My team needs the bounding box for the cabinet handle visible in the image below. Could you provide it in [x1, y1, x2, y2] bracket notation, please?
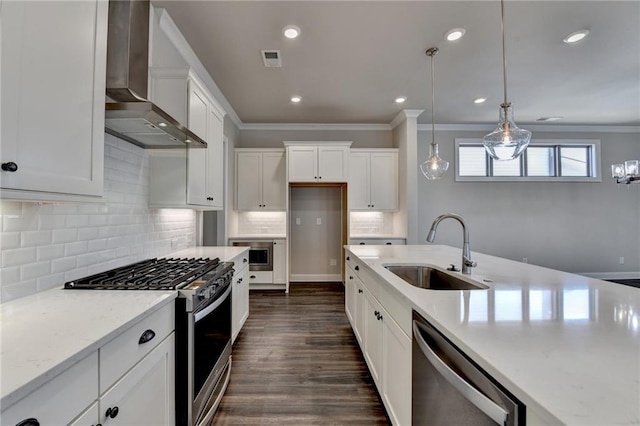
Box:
[238, 278, 243, 283]
[243, 258, 248, 263]
[359, 242, 365, 245]
[346, 256, 350, 261]
[355, 265, 359, 271]
[105, 406, 119, 419]
[349, 276, 353, 280]
[386, 242, 392, 245]
[358, 289, 363, 294]
[138, 329, 156, 344]
[378, 313, 383, 321]
[15, 419, 39, 426]
[250, 275, 256, 279]
[1, 162, 18, 172]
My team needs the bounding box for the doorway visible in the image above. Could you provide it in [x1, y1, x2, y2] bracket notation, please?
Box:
[288, 184, 347, 283]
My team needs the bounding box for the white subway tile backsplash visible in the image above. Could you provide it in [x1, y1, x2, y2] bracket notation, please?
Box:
[0, 135, 196, 303]
[52, 257, 77, 274]
[52, 229, 78, 244]
[236, 212, 287, 235]
[20, 261, 51, 281]
[21, 230, 52, 247]
[1, 232, 20, 250]
[2, 248, 37, 268]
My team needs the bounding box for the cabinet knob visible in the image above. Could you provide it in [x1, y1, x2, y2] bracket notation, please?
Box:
[138, 329, 156, 344]
[15, 418, 39, 426]
[355, 265, 360, 271]
[349, 276, 353, 280]
[374, 310, 379, 317]
[358, 289, 363, 294]
[346, 256, 350, 261]
[105, 406, 119, 419]
[243, 258, 248, 263]
[1, 162, 18, 172]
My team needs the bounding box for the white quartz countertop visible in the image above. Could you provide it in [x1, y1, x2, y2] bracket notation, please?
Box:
[346, 244, 640, 425]
[0, 246, 248, 411]
[228, 235, 286, 240]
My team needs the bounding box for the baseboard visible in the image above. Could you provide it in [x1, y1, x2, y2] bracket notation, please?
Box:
[579, 271, 640, 280]
[249, 283, 286, 291]
[290, 274, 343, 282]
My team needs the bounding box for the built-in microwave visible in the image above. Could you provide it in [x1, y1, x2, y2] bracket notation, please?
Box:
[231, 241, 273, 271]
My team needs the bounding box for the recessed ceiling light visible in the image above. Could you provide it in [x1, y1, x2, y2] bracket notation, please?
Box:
[291, 96, 302, 103]
[445, 28, 466, 42]
[563, 30, 589, 44]
[158, 122, 167, 127]
[395, 97, 407, 104]
[536, 116, 563, 122]
[283, 25, 301, 39]
[473, 97, 487, 104]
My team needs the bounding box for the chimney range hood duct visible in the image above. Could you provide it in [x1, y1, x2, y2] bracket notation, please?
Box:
[105, 0, 206, 149]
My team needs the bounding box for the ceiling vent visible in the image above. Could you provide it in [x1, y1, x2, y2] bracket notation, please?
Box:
[261, 50, 282, 67]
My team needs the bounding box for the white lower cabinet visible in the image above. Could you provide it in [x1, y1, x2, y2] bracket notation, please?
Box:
[232, 251, 250, 343]
[273, 239, 286, 284]
[99, 334, 175, 426]
[1, 304, 176, 426]
[346, 254, 411, 426]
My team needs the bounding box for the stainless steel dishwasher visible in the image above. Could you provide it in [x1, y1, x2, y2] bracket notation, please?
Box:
[412, 311, 525, 426]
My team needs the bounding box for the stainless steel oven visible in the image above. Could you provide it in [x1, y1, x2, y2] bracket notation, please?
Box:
[232, 241, 273, 271]
[64, 257, 234, 426]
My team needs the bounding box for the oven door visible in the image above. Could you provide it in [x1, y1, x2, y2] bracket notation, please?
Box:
[192, 283, 232, 425]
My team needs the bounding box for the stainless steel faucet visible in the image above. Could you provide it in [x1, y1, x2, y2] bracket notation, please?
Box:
[427, 213, 477, 274]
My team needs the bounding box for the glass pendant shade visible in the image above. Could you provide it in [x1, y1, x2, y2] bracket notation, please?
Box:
[420, 143, 449, 180]
[483, 104, 532, 161]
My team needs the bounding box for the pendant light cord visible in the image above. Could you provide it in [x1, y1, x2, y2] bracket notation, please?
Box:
[501, 0, 509, 107]
[431, 50, 436, 147]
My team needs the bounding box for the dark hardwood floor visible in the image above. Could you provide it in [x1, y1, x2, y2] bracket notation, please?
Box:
[213, 283, 390, 425]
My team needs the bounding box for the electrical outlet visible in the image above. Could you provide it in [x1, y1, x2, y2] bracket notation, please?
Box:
[330, 258, 337, 266]
[295, 217, 301, 225]
[522, 257, 528, 263]
[316, 217, 322, 225]
[619, 257, 625, 264]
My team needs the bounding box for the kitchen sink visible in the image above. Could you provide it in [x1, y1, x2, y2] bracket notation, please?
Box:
[384, 265, 488, 290]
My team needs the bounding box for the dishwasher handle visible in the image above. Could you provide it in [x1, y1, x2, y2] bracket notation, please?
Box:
[413, 320, 509, 426]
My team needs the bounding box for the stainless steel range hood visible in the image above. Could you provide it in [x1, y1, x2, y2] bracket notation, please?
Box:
[105, 0, 206, 149]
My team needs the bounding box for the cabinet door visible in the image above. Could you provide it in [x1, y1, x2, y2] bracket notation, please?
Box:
[272, 239, 286, 284]
[236, 152, 263, 211]
[349, 153, 371, 210]
[69, 401, 99, 426]
[370, 152, 398, 211]
[187, 80, 210, 206]
[318, 146, 349, 182]
[363, 291, 383, 385]
[354, 277, 366, 345]
[1, 0, 106, 200]
[99, 334, 175, 426]
[207, 105, 224, 209]
[288, 146, 318, 182]
[232, 265, 249, 343]
[345, 268, 357, 326]
[382, 314, 412, 426]
[261, 152, 286, 210]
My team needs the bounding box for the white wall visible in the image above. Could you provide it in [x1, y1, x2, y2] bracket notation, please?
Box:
[0, 134, 196, 303]
[417, 130, 640, 274]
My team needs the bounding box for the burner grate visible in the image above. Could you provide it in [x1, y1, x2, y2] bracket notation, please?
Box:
[64, 257, 220, 290]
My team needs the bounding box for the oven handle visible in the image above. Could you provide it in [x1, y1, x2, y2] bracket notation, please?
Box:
[194, 284, 232, 323]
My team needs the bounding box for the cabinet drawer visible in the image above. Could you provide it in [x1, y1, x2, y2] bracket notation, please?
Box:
[1, 352, 98, 425]
[350, 238, 406, 245]
[248, 270, 273, 284]
[232, 250, 250, 274]
[100, 303, 174, 393]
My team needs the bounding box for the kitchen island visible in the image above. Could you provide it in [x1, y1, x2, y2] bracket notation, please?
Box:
[346, 244, 640, 425]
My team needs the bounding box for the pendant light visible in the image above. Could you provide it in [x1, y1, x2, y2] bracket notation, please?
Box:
[482, 0, 531, 161]
[420, 47, 449, 180]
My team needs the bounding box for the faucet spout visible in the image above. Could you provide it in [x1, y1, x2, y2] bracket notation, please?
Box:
[426, 213, 477, 274]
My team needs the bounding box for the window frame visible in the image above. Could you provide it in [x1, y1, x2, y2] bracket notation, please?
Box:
[455, 139, 601, 182]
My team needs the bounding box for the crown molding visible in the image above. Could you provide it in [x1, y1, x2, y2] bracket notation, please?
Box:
[239, 123, 392, 131]
[417, 123, 640, 133]
[390, 109, 425, 129]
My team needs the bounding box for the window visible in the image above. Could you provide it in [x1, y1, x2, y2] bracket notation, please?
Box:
[455, 139, 601, 182]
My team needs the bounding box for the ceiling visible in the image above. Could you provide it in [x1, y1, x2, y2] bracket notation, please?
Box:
[153, 1, 640, 127]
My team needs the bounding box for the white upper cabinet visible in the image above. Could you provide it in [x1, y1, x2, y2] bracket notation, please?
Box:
[149, 69, 226, 209]
[349, 149, 398, 211]
[235, 149, 286, 211]
[0, 0, 107, 202]
[285, 142, 351, 183]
